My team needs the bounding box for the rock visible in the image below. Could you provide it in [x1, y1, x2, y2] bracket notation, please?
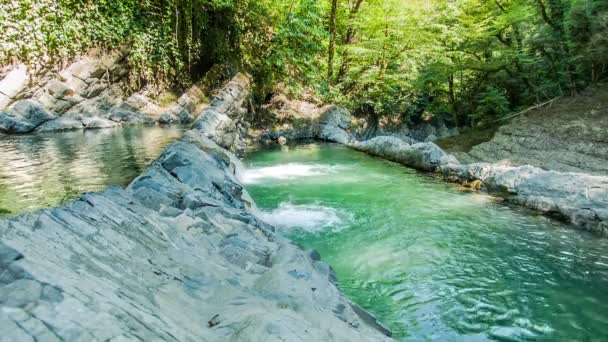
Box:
[45, 80, 74, 99]
[158, 112, 177, 125]
[0, 93, 10, 110]
[0, 100, 56, 134]
[440, 159, 608, 234]
[351, 136, 447, 172]
[0, 134, 392, 341]
[82, 82, 106, 98]
[319, 108, 351, 142]
[36, 117, 84, 132]
[278, 136, 287, 145]
[0, 65, 28, 99]
[192, 73, 252, 154]
[465, 87, 608, 176]
[63, 58, 106, 81]
[82, 116, 117, 129]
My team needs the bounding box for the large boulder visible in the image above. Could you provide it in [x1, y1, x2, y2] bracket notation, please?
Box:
[0, 100, 56, 134]
[440, 160, 608, 234]
[351, 136, 448, 172]
[318, 106, 353, 144]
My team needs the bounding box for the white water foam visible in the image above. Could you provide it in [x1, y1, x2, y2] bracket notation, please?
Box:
[242, 163, 338, 184]
[257, 202, 350, 233]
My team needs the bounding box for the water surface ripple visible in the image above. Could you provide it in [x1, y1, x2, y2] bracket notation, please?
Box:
[244, 143, 608, 341]
[0, 125, 184, 216]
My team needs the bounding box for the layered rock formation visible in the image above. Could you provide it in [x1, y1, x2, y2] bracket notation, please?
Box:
[0, 51, 207, 134]
[0, 78, 392, 341]
[465, 86, 608, 176]
[192, 73, 252, 155]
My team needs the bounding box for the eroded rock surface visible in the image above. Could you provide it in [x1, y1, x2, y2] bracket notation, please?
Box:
[466, 87, 608, 176]
[193, 73, 252, 155]
[350, 136, 449, 172]
[0, 69, 392, 340]
[258, 97, 354, 145]
[0, 52, 208, 134]
[0, 133, 392, 342]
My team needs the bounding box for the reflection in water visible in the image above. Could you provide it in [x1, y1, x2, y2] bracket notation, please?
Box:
[245, 143, 608, 341]
[0, 126, 185, 216]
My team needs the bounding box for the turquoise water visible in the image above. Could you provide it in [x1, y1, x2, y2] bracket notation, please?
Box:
[244, 143, 608, 341]
[0, 125, 184, 216]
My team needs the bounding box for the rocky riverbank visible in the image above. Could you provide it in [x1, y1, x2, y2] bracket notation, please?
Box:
[352, 136, 607, 234]
[0, 50, 208, 134]
[256, 99, 607, 235]
[0, 78, 393, 341]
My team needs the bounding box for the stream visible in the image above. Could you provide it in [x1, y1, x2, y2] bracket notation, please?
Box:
[0, 125, 185, 216]
[244, 143, 608, 341]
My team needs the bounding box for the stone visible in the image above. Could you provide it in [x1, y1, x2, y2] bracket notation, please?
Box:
[45, 80, 74, 99]
[0, 93, 10, 111]
[158, 113, 177, 125]
[82, 82, 106, 98]
[350, 136, 447, 172]
[36, 117, 84, 132]
[0, 100, 56, 133]
[65, 58, 106, 81]
[0, 65, 28, 99]
[82, 116, 117, 129]
[278, 136, 287, 145]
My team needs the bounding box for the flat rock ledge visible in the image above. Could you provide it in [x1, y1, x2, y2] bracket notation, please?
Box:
[350, 135, 608, 235]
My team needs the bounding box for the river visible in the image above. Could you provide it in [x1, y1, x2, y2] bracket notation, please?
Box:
[0, 125, 184, 216]
[244, 143, 608, 341]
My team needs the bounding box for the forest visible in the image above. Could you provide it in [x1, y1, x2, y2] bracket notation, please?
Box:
[2, 0, 607, 129]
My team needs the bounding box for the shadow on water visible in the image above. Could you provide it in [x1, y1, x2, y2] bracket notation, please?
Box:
[0, 125, 185, 217]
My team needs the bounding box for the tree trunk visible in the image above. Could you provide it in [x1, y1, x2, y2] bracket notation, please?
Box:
[336, 0, 364, 82]
[327, 0, 338, 80]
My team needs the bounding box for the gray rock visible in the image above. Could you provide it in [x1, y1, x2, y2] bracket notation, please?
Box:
[0, 65, 28, 99]
[0, 100, 56, 133]
[82, 82, 106, 98]
[82, 116, 117, 129]
[158, 112, 177, 124]
[192, 73, 252, 154]
[0, 134, 392, 341]
[440, 160, 608, 234]
[278, 136, 287, 145]
[351, 136, 447, 172]
[36, 117, 84, 132]
[45, 80, 74, 99]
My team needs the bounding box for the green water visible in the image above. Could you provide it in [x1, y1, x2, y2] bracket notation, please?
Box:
[0, 125, 184, 216]
[244, 143, 608, 341]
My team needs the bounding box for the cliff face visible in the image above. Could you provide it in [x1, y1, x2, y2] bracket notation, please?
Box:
[0, 51, 208, 134]
[0, 79, 392, 341]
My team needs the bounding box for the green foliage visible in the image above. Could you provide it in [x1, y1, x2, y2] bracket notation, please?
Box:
[2, 0, 607, 125]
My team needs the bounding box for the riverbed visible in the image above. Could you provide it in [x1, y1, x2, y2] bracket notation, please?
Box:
[244, 143, 608, 341]
[0, 125, 185, 216]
